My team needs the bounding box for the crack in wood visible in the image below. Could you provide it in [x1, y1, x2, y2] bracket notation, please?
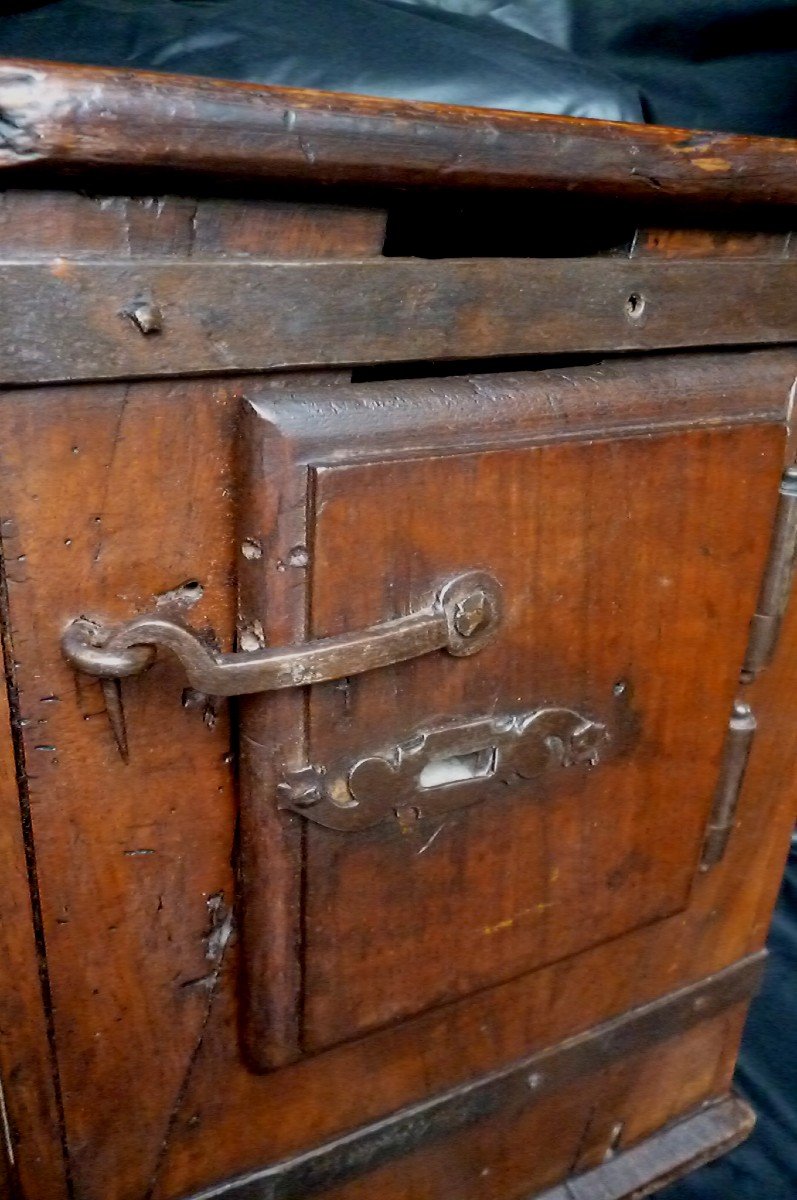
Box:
[0, 520, 74, 1197]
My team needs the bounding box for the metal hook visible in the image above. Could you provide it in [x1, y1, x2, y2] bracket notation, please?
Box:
[62, 572, 503, 761]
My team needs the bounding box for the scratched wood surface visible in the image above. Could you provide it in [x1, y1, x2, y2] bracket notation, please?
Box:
[0, 191, 384, 1200]
[1, 347, 793, 1200]
[157, 477, 797, 1200]
[298, 425, 777, 1049]
[237, 348, 791, 1061]
[0, 645, 68, 1199]
[1, 59, 797, 208]
[317, 1009, 746, 1200]
[4, 255, 797, 387]
[0, 181, 796, 1200]
[0, 376, 240, 1198]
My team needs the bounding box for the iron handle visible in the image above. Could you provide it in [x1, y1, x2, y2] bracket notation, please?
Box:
[61, 571, 502, 752]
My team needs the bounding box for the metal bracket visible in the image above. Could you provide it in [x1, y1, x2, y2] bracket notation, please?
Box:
[742, 465, 797, 679]
[701, 700, 757, 870]
[61, 571, 502, 759]
[278, 706, 610, 831]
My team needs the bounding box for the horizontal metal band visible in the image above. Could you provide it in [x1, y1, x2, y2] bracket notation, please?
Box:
[194, 953, 765, 1200]
[2, 257, 797, 385]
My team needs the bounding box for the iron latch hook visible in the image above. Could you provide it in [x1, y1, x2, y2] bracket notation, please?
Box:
[62, 571, 502, 760]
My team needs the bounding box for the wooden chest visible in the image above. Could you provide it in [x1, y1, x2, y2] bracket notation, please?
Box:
[0, 59, 796, 1200]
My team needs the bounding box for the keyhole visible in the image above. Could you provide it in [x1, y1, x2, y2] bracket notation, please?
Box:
[625, 292, 645, 319]
[419, 747, 497, 788]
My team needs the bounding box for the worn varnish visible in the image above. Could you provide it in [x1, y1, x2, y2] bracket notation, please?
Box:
[181, 960, 763, 1199]
[0, 64, 796, 1200]
[238, 352, 785, 1063]
[0, 189, 386, 1199]
[2, 344, 793, 1200]
[1, 60, 797, 207]
[2, 256, 797, 386]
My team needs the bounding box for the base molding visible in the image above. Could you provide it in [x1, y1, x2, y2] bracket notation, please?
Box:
[535, 1094, 754, 1200]
[191, 956, 763, 1200]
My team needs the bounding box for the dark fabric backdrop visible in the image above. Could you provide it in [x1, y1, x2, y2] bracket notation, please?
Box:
[0, 0, 646, 122]
[392, 1, 797, 135]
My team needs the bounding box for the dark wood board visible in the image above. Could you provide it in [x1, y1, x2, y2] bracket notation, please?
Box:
[288, 1019, 751, 1200]
[179, 960, 762, 1199]
[536, 1095, 755, 1200]
[0, 190, 388, 1200]
[1, 60, 797, 208]
[237, 346, 791, 1064]
[2, 256, 797, 385]
[0, 190, 388, 263]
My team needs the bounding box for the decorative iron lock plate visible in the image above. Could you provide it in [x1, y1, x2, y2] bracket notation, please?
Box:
[278, 707, 611, 831]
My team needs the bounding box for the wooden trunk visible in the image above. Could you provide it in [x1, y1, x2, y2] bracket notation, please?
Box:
[0, 59, 796, 1200]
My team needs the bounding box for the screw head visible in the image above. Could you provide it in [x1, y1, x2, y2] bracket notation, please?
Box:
[453, 590, 490, 638]
[127, 301, 163, 335]
[438, 571, 502, 657]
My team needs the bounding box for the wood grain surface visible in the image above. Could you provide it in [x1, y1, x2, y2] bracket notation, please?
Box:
[2, 256, 797, 386]
[0, 178, 796, 1200]
[0, 345, 794, 1199]
[0, 652, 68, 1199]
[238, 348, 792, 1062]
[1, 60, 796, 208]
[299, 426, 776, 1048]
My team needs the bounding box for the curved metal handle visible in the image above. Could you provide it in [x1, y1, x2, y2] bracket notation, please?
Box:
[62, 571, 502, 699]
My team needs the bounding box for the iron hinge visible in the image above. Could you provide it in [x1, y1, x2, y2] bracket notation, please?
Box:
[742, 465, 797, 679]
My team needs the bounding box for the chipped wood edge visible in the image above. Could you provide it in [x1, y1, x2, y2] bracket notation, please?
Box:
[1, 59, 796, 205]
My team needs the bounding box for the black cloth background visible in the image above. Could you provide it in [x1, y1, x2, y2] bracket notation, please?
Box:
[0, 0, 645, 122]
[1, 3, 795, 1197]
[3, 1, 795, 133]
[392, 1, 797, 136]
